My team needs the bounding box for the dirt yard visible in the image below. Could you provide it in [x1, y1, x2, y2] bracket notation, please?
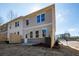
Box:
[0, 43, 79, 56]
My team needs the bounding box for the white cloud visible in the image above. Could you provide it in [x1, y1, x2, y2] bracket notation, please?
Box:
[67, 28, 79, 36]
[31, 6, 41, 12]
[56, 13, 65, 22]
[56, 10, 70, 22]
[25, 5, 43, 15]
[68, 28, 76, 32]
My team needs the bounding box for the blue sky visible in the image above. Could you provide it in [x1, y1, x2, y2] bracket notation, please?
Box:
[56, 3, 79, 36]
[0, 3, 52, 23]
[0, 3, 79, 36]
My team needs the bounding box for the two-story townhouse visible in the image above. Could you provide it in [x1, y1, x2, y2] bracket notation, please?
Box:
[6, 4, 55, 48]
[22, 4, 56, 47]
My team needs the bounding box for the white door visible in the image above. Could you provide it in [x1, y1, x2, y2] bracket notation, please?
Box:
[24, 38, 27, 43]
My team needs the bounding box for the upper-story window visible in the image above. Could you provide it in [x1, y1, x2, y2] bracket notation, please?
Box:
[10, 26, 11, 29]
[37, 15, 41, 23]
[9, 24, 11, 29]
[15, 21, 19, 27]
[26, 20, 29, 26]
[25, 34, 27, 38]
[41, 14, 45, 22]
[37, 13, 45, 23]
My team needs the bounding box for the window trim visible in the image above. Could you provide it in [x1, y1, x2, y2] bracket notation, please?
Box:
[15, 21, 19, 27]
[17, 32, 19, 35]
[35, 30, 39, 38]
[41, 13, 45, 22]
[30, 31, 33, 38]
[42, 28, 48, 37]
[36, 13, 45, 24]
[9, 23, 12, 29]
[37, 15, 41, 23]
[25, 34, 27, 38]
[26, 20, 29, 26]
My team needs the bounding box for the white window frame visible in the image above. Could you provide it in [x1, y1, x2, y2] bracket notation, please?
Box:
[36, 14, 41, 24]
[42, 28, 48, 37]
[41, 13, 45, 22]
[25, 18, 30, 26]
[36, 13, 45, 24]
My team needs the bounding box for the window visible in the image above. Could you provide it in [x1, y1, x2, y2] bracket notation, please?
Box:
[37, 13, 45, 23]
[9, 24, 11, 29]
[26, 34, 27, 38]
[15, 21, 19, 27]
[37, 15, 40, 23]
[26, 20, 29, 26]
[35, 31, 39, 38]
[10, 26, 11, 29]
[42, 29, 47, 37]
[17, 32, 19, 35]
[30, 31, 33, 38]
[41, 14, 45, 22]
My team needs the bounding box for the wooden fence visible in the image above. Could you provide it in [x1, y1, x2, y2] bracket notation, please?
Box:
[9, 33, 22, 43]
[0, 34, 7, 42]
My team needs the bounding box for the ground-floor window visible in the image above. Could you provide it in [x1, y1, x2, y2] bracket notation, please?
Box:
[30, 31, 33, 38]
[35, 31, 39, 38]
[26, 34, 27, 38]
[42, 28, 48, 37]
[17, 32, 19, 35]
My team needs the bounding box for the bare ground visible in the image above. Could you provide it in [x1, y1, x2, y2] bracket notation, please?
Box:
[0, 43, 79, 56]
[60, 40, 79, 50]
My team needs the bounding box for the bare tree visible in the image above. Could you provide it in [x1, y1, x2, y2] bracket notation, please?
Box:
[7, 10, 17, 21]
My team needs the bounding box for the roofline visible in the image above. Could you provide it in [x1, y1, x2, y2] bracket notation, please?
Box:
[0, 4, 55, 26]
[7, 16, 24, 24]
[23, 4, 55, 18]
[0, 16, 24, 26]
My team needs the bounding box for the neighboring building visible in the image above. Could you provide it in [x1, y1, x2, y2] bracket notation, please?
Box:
[0, 4, 56, 48]
[0, 24, 8, 34]
[57, 33, 71, 41]
[57, 33, 70, 39]
[57, 33, 79, 41]
[0, 23, 8, 41]
[64, 33, 70, 38]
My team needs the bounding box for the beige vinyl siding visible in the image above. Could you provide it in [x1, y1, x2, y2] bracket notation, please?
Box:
[7, 18, 24, 40]
[23, 8, 52, 28]
[23, 7, 53, 39]
[23, 24, 52, 39]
